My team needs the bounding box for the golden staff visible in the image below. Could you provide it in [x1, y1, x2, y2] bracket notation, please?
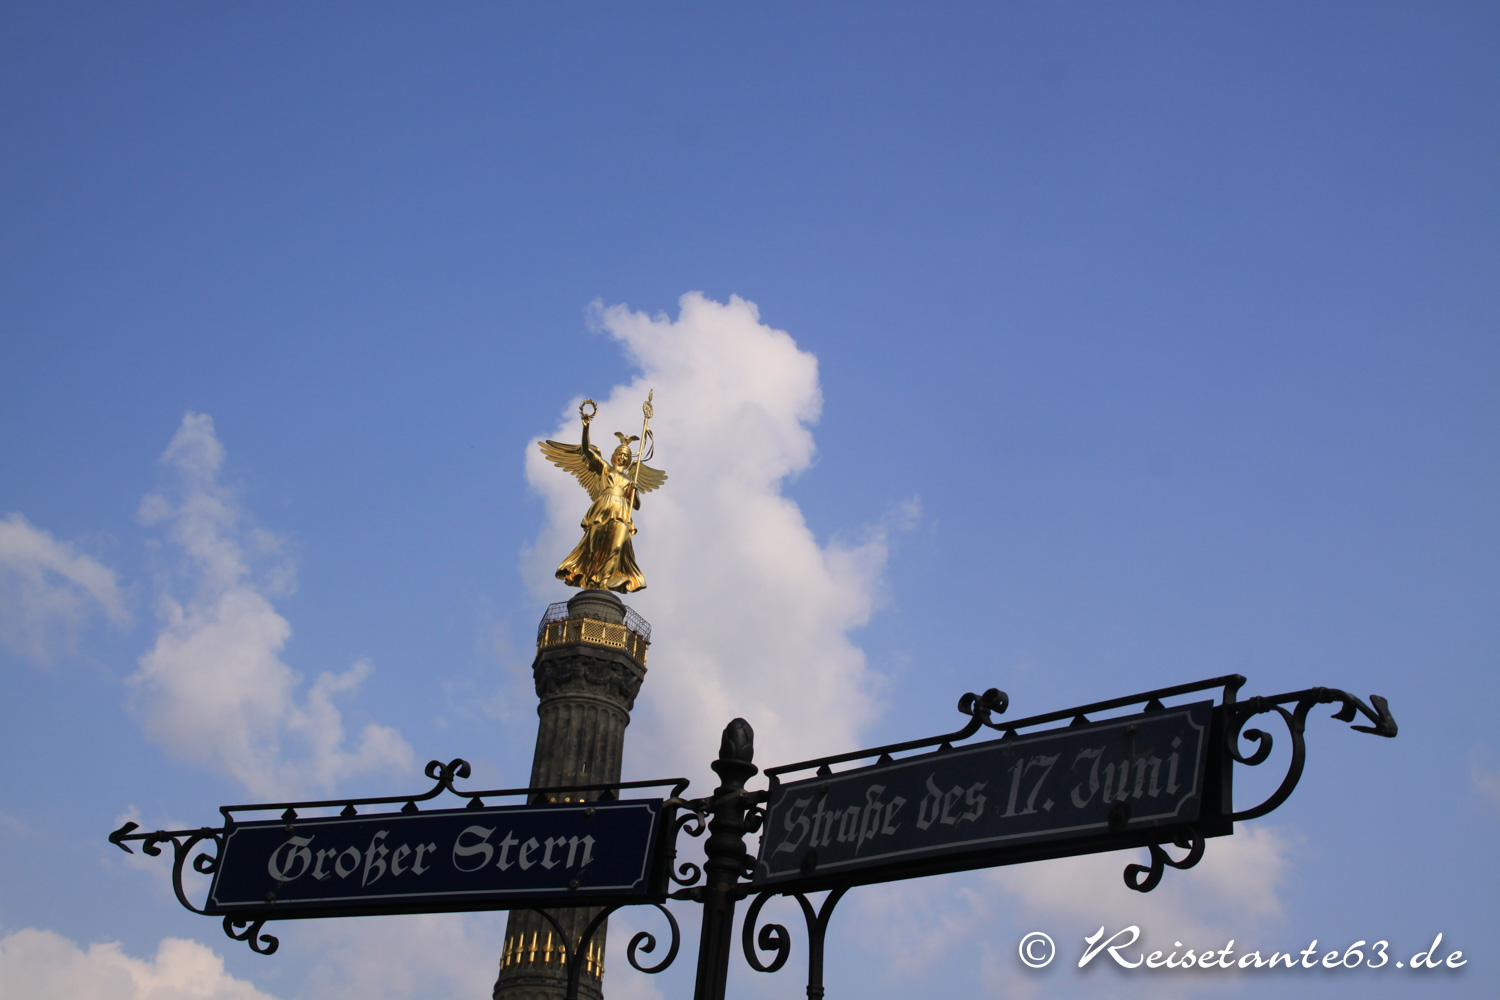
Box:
[632, 390, 654, 500]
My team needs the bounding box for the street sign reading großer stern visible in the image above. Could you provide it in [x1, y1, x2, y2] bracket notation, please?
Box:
[755, 702, 1216, 889]
[208, 799, 665, 919]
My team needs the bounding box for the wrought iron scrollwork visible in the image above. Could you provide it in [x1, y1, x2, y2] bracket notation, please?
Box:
[520, 900, 680, 1000]
[763, 688, 1011, 787]
[958, 687, 1010, 725]
[524, 906, 610, 1000]
[667, 803, 709, 892]
[741, 891, 792, 973]
[1123, 827, 1205, 892]
[424, 756, 472, 792]
[213, 758, 688, 822]
[742, 887, 849, 998]
[625, 902, 681, 974]
[109, 822, 224, 918]
[1121, 683, 1394, 892]
[223, 916, 279, 955]
[655, 789, 712, 902]
[1225, 687, 1395, 823]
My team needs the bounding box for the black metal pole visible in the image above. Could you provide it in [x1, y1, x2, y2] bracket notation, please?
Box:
[693, 718, 757, 1000]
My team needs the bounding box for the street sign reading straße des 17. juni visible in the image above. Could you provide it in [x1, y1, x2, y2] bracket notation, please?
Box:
[208, 799, 666, 919]
[755, 701, 1217, 889]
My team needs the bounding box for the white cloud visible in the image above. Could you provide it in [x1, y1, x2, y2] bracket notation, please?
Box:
[840, 876, 994, 978]
[990, 824, 1291, 936]
[523, 293, 908, 786]
[835, 826, 1294, 999]
[1472, 758, 1500, 809]
[513, 293, 1296, 1000]
[0, 929, 278, 1000]
[987, 830, 1292, 1000]
[0, 511, 130, 663]
[129, 413, 413, 798]
[295, 913, 505, 1000]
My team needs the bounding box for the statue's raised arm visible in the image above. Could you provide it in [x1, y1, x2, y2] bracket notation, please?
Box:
[538, 400, 607, 500]
[539, 394, 667, 593]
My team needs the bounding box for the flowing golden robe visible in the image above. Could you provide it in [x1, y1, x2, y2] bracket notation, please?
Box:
[555, 462, 645, 592]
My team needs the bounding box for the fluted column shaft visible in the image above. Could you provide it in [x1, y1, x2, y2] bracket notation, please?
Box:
[493, 592, 647, 1000]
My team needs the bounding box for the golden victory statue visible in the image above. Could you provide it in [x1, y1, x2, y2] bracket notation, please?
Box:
[539, 391, 667, 593]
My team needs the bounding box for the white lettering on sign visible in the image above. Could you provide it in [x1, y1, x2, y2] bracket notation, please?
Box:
[453, 826, 496, 871]
[451, 827, 595, 876]
[763, 712, 1204, 873]
[229, 805, 656, 907]
[362, 830, 390, 887]
[1070, 739, 1182, 809]
[267, 836, 313, 882]
[768, 783, 912, 856]
[263, 830, 441, 886]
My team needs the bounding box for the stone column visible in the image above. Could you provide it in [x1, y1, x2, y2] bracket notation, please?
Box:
[492, 590, 649, 1000]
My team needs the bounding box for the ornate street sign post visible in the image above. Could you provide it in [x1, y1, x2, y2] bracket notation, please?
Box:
[725, 676, 1395, 997]
[110, 767, 688, 960]
[756, 699, 1218, 890]
[113, 674, 1395, 999]
[111, 390, 1399, 1000]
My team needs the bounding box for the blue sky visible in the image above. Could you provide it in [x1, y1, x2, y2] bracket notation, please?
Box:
[1, 4, 1496, 999]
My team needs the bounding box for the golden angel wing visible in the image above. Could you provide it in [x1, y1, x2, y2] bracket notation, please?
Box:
[539, 439, 604, 500]
[630, 461, 668, 493]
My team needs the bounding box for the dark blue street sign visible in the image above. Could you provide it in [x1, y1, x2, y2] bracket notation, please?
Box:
[755, 703, 1213, 886]
[208, 799, 665, 917]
